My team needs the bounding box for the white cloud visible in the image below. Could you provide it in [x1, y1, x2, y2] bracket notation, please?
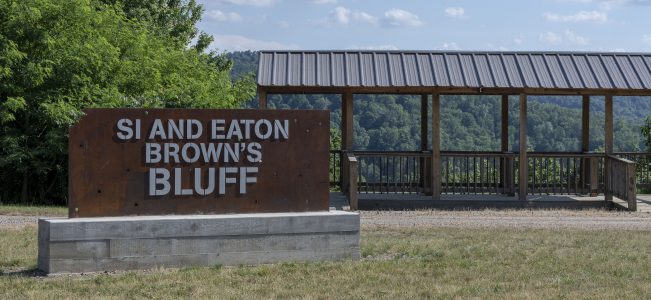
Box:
[539, 32, 563, 44]
[564, 30, 589, 45]
[381, 8, 424, 27]
[513, 37, 524, 45]
[219, 0, 276, 7]
[205, 10, 243, 22]
[354, 11, 378, 24]
[543, 10, 608, 22]
[311, 0, 337, 4]
[445, 7, 465, 18]
[348, 44, 399, 50]
[539, 30, 589, 45]
[330, 6, 351, 25]
[321, 6, 377, 26]
[211, 34, 298, 51]
[441, 42, 461, 50]
[487, 43, 509, 51]
[278, 21, 290, 28]
[557, 0, 651, 10]
[643, 34, 651, 44]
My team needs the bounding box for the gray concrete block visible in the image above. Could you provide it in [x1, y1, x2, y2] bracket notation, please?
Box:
[46, 211, 359, 241]
[37, 219, 50, 274]
[38, 211, 360, 274]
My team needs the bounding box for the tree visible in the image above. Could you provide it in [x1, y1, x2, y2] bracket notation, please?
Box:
[100, 0, 212, 51]
[0, 0, 255, 204]
[641, 116, 651, 152]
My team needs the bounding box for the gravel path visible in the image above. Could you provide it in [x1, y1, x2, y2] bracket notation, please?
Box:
[361, 210, 651, 230]
[0, 215, 40, 229]
[2, 209, 651, 230]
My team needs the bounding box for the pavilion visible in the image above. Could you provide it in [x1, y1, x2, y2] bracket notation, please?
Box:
[256, 50, 651, 210]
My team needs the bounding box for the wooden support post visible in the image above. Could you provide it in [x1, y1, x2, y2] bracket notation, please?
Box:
[605, 95, 613, 155]
[501, 95, 509, 152]
[590, 157, 599, 196]
[431, 94, 441, 200]
[519, 94, 528, 201]
[627, 162, 637, 211]
[420, 94, 429, 192]
[347, 153, 358, 210]
[340, 93, 354, 193]
[581, 95, 592, 195]
[258, 90, 267, 109]
[500, 95, 513, 195]
[604, 95, 613, 201]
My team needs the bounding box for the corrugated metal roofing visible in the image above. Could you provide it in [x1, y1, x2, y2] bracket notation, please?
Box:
[257, 51, 651, 91]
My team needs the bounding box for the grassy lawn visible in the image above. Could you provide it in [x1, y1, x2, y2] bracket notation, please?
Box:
[0, 205, 66, 217]
[1, 226, 651, 299]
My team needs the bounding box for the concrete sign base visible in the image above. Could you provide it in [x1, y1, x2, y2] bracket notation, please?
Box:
[38, 211, 360, 274]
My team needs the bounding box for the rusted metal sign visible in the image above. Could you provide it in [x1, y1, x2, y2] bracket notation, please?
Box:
[68, 109, 329, 218]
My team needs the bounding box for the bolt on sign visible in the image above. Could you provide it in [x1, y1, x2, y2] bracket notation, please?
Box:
[68, 109, 330, 217]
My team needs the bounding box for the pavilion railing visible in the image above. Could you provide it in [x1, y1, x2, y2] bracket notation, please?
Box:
[614, 152, 651, 190]
[330, 151, 651, 196]
[526, 153, 604, 195]
[351, 151, 431, 194]
[441, 152, 516, 195]
[605, 155, 637, 211]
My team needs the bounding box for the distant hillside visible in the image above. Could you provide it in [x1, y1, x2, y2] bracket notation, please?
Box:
[227, 51, 650, 152]
[226, 51, 258, 80]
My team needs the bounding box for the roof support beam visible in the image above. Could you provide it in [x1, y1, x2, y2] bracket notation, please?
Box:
[519, 93, 528, 201]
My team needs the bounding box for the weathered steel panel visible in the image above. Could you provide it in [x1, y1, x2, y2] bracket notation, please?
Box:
[68, 109, 330, 217]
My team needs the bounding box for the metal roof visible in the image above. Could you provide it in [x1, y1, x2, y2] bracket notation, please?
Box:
[257, 51, 651, 92]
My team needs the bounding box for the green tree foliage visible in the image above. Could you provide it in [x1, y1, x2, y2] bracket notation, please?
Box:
[642, 117, 651, 152]
[0, 0, 255, 204]
[100, 0, 212, 51]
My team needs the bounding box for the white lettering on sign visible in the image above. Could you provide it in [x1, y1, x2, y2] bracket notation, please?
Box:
[115, 118, 289, 197]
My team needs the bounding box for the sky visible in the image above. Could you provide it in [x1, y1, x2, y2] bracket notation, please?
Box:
[196, 0, 651, 53]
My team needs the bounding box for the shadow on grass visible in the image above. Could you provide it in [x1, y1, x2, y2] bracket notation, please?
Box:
[0, 267, 46, 278]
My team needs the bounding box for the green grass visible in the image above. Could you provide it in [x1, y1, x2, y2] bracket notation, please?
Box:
[2, 226, 651, 299]
[0, 205, 66, 216]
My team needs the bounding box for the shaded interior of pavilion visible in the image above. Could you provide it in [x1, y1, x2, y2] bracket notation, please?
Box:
[256, 50, 651, 211]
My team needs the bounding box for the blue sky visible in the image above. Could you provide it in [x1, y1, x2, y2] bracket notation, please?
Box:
[196, 0, 651, 52]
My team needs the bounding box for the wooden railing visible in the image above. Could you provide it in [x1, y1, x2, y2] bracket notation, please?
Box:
[352, 151, 431, 194]
[346, 153, 358, 210]
[331, 151, 651, 203]
[605, 155, 637, 211]
[441, 152, 516, 195]
[615, 152, 651, 190]
[526, 153, 603, 195]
